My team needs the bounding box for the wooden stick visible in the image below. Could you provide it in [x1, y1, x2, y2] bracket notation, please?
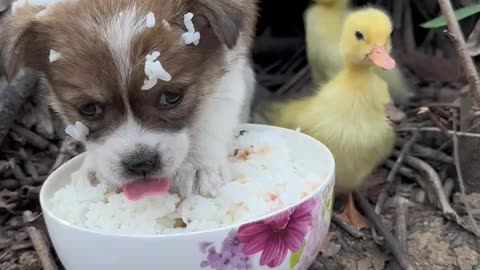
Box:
[397, 126, 480, 138]
[353, 192, 415, 270]
[437, 0, 480, 107]
[402, 154, 479, 236]
[23, 211, 58, 270]
[11, 124, 50, 150]
[451, 110, 480, 235]
[375, 132, 419, 215]
[396, 138, 454, 164]
[394, 196, 409, 253]
[332, 214, 366, 239]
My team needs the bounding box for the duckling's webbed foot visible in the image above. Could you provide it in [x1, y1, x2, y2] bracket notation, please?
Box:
[338, 192, 370, 230]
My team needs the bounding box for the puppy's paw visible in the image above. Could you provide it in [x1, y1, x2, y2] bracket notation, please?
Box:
[173, 157, 230, 198]
[194, 161, 230, 198]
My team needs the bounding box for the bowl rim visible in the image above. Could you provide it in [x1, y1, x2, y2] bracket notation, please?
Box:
[39, 123, 335, 239]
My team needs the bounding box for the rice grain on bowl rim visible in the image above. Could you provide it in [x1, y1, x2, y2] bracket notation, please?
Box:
[40, 124, 336, 270]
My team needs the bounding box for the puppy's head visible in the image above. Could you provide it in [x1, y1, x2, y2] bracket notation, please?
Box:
[6, 0, 256, 190]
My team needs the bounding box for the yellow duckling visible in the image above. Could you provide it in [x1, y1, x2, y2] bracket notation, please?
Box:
[305, 0, 413, 105]
[268, 7, 397, 229]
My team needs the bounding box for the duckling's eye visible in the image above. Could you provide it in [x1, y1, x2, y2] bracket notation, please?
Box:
[355, 31, 364, 41]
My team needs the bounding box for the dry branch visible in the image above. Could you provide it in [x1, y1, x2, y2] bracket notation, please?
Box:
[437, 0, 480, 106]
[451, 110, 480, 235]
[23, 211, 58, 270]
[375, 132, 419, 215]
[397, 126, 480, 138]
[353, 192, 415, 270]
[394, 196, 409, 253]
[333, 214, 366, 239]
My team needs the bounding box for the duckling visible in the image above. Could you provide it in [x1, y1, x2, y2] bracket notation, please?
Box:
[268, 7, 397, 229]
[305, 0, 413, 105]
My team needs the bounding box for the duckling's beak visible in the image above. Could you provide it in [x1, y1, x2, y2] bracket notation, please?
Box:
[368, 46, 396, 71]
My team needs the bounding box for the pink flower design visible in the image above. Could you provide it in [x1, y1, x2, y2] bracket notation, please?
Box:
[296, 220, 330, 270]
[237, 199, 317, 268]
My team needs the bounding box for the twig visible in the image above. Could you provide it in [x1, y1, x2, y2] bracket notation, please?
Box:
[12, 164, 33, 186]
[376, 132, 419, 215]
[333, 214, 366, 239]
[397, 126, 480, 138]
[11, 124, 50, 150]
[353, 192, 415, 270]
[443, 178, 455, 199]
[383, 160, 414, 179]
[401, 154, 479, 236]
[437, 0, 480, 107]
[397, 138, 454, 164]
[451, 109, 480, 235]
[0, 179, 19, 189]
[426, 109, 450, 137]
[394, 196, 409, 253]
[23, 211, 58, 270]
[11, 241, 34, 251]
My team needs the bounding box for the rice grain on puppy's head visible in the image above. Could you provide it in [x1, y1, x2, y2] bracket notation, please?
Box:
[2, 0, 258, 195]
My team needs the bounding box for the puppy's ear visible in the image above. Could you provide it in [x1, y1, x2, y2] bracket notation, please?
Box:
[195, 0, 247, 49]
[6, 20, 49, 81]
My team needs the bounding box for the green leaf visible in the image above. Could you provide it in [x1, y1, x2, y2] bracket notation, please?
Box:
[421, 4, 480, 28]
[289, 241, 306, 269]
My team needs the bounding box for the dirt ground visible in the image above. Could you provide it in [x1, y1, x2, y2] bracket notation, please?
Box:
[313, 201, 480, 270]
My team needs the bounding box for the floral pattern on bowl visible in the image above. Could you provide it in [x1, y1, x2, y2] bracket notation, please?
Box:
[200, 180, 334, 270]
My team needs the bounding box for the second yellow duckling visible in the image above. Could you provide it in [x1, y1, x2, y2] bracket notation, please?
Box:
[305, 0, 413, 105]
[269, 7, 397, 229]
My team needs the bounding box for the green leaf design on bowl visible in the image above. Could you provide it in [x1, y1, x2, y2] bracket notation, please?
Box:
[289, 241, 306, 269]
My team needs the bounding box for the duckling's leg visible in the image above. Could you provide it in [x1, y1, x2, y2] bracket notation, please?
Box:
[338, 193, 370, 230]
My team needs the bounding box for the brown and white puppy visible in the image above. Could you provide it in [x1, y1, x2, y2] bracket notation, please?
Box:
[1, 0, 257, 198]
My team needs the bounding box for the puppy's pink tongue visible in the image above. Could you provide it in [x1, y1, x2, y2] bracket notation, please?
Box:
[123, 178, 170, 201]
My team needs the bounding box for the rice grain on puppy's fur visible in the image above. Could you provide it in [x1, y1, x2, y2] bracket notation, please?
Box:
[1, 0, 258, 198]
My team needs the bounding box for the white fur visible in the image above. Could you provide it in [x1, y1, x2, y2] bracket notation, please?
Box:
[172, 54, 250, 197]
[98, 7, 146, 87]
[85, 118, 190, 189]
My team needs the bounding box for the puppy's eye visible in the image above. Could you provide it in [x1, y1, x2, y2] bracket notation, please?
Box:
[159, 92, 183, 108]
[355, 31, 364, 41]
[80, 103, 104, 118]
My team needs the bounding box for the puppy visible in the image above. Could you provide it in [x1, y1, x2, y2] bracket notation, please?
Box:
[1, 0, 258, 198]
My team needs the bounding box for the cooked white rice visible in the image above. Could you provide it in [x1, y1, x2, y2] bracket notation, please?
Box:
[48, 129, 323, 235]
[48, 49, 61, 63]
[181, 12, 200, 46]
[64, 121, 89, 142]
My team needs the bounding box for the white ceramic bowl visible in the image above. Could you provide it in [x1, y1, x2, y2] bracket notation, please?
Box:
[40, 124, 335, 270]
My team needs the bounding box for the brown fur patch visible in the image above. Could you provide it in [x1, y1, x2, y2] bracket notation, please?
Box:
[1, 0, 258, 140]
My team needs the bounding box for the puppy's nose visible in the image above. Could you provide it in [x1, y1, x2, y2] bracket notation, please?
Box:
[122, 149, 159, 175]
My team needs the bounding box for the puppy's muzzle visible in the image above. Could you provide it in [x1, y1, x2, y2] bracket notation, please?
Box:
[121, 146, 161, 176]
